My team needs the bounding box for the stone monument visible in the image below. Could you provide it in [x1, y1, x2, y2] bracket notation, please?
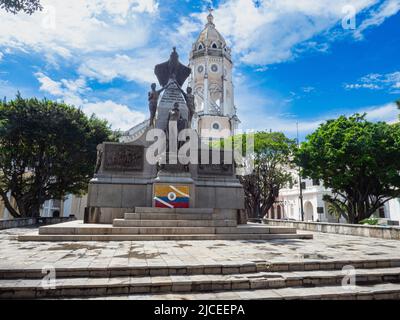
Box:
[82, 48, 244, 225]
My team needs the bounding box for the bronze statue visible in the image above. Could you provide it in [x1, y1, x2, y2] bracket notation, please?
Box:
[165, 103, 180, 151]
[148, 83, 165, 127]
[94, 144, 104, 174]
[167, 102, 181, 125]
[179, 86, 196, 127]
[154, 47, 191, 88]
[166, 103, 189, 151]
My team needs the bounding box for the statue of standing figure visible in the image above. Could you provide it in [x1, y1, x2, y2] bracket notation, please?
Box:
[167, 102, 181, 139]
[148, 83, 165, 127]
[166, 102, 188, 152]
[179, 86, 196, 127]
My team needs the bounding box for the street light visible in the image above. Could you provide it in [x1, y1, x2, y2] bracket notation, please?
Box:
[297, 122, 305, 221]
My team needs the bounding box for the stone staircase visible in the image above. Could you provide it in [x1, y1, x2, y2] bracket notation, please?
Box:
[1, 259, 400, 299]
[18, 208, 313, 241]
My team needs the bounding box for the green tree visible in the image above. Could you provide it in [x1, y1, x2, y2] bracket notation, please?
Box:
[224, 132, 296, 219]
[0, 0, 42, 14]
[396, 100, 400, 120]
[0, 94, 117, 218]
[296, 114, 400, 224]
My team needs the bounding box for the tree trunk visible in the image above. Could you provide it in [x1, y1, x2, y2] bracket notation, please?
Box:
[254, 199, 261, 219]
[0, 191, 21, 218]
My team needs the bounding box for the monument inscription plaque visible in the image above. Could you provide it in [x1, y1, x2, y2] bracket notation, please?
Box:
[198, 151, 234, 176]
[103, 144, 144, 172]
[198, 163, 234, 176]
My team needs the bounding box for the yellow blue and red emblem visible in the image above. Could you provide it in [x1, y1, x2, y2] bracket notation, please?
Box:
[154, 185, 190, 208]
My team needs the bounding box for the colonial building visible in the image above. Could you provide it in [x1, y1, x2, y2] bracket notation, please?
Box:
[270, 174, 340, 223]
[270, 170, 399, 224]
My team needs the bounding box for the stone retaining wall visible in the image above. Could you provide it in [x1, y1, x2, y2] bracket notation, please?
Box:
[0, 217, 76, 230]
[263, 219, 400, 240]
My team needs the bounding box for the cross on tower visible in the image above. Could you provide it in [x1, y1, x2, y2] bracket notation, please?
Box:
[206, 6, 215, 25]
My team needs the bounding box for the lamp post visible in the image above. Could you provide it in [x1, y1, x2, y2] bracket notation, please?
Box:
[297, 122, 305, 221]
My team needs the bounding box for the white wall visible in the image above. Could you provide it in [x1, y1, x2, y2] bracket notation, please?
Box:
[388, 198, 400, 222]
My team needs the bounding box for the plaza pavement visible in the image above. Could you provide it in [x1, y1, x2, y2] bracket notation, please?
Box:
[1, 227, 400, 300]
[1, 227, 400, 271]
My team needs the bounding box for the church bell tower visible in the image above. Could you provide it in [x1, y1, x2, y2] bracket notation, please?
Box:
[189, 11, 240, 141]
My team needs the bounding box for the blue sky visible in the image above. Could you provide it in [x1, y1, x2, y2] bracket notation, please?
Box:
[0, 0, 399, 140]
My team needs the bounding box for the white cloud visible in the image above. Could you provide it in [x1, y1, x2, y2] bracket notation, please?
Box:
[182, 0, 380, 66]
[345, 71, 400, 93]
[302, 86, 316, 93]
[35, 72, 145, 130]
[0, 0, 158, 59]
[78, 50, 166, 84]
[83, 100, 146, 131]
[241, 102, 399, 139]
[355, 0, 400, 39]
[363, 102, 399, 123]
[0, 52, 3, 62]
[344, 83, 381, 90]
[36, 72, 88, 106]
[237, 72, 399, 137]
[36, 72, 65, 96]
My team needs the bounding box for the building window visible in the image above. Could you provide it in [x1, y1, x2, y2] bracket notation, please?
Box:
[197, 65, 204, 73]
[211, 64, 219, 72]
[42, 199, 61, 218]
[379, 207, 385, 218]
[301, 182, 306, 190]
[198, 43, 204, 50]
[312, 179, 320, 186]
[212, 43, 218, 49]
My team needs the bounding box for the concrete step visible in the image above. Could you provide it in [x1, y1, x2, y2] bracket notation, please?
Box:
[111, 283, 400, 300]
[3, 258, 399, 279]
[113, 219, 237, 228]
[110, 222, 296, 235]
[1, 267, 400, 299]
[19, 232, 313, 242]
[215, 226, 297, 234]
[39, 226, 217, 235]
[124, 213, 215, 220]
[36, 221, 298, 237]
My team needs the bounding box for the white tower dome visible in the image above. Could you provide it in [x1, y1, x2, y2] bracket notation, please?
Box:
[189, 11, 239, 141]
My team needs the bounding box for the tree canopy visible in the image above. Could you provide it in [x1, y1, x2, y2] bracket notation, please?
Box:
[223, 131, 296, 219]
[0, 94, 117, 218]
[0, 0, 42, 14]
[296, 114, 400, 224]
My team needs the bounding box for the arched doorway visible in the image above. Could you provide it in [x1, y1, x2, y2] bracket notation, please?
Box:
[304, 201, 314, 221]
[277, 206, 282, 220]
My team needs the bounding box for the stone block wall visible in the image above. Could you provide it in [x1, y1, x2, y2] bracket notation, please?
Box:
[263, 218, 400, 240]
[0, 217, 76, 230]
